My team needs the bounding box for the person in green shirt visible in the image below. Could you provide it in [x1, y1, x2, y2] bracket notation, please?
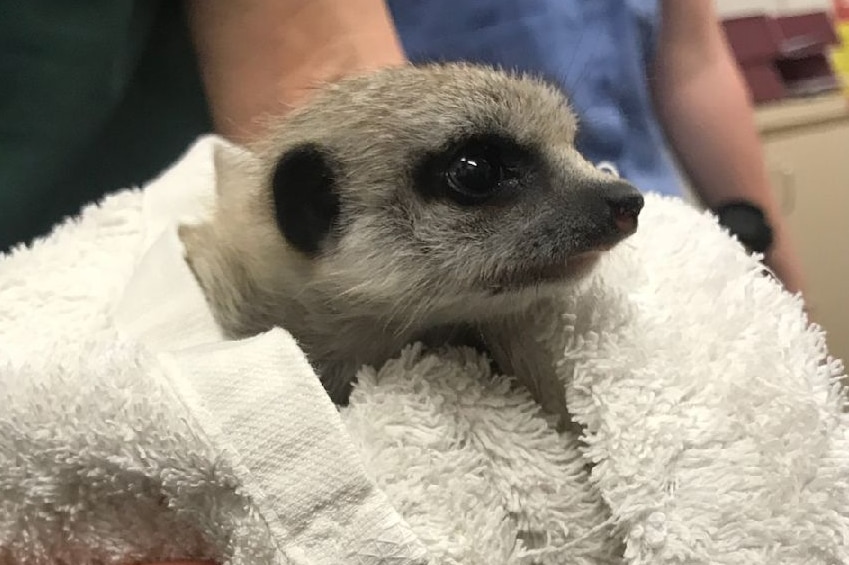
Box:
[0, 0, 402, 253]
[1, 2, 209, 250]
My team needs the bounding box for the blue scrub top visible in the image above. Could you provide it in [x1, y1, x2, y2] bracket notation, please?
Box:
[386, 0, 685, 198]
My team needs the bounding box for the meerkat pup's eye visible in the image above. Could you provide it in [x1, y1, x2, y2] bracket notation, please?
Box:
[445, 144, 505, 202]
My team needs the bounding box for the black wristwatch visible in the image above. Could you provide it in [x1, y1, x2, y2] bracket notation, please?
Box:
[713, 200, 774, 254]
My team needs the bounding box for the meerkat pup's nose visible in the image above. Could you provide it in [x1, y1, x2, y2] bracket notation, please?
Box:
[603, 180, 644, 234]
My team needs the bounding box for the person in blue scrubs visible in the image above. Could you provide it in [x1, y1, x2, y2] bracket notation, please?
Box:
[385, 0, 806, 295]
[388, 0, 681, 198]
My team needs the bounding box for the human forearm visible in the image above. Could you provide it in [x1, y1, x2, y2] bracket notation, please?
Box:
[652, 11, 776, 211]
[185, 0, 407, 143]
[652, 0, 806, 294]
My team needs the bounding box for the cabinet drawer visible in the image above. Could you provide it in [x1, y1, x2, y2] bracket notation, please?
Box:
[762, 121, 849, 365]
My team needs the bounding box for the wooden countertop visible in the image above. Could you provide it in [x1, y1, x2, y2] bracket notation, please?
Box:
[755, 92, 849, 134]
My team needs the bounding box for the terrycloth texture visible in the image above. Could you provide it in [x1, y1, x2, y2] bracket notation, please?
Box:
[0, 137, 429, 565]
[2, 135, 849, 565]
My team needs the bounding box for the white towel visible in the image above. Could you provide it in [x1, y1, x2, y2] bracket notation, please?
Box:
[2, 135, 848, 565]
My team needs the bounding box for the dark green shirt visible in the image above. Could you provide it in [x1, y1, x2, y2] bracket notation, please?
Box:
[0, 1, 212, 252]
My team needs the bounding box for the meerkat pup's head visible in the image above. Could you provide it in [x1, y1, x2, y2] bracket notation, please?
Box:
[184, 63, 644, 338]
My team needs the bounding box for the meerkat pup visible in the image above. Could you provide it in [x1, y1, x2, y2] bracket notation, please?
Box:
[180, 63, 643, 411]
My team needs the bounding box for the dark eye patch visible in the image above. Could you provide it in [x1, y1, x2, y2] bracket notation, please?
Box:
[412, 132, 538, 207]
[271, 143, 341, 256]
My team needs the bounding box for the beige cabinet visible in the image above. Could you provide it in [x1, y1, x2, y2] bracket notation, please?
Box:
[756, 94, 849, 365]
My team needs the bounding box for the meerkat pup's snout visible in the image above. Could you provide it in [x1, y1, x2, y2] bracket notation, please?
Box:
[180, 63, 644, 407]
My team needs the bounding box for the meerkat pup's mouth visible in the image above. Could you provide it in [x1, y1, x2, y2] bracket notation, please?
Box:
[180, 63, 644, 405]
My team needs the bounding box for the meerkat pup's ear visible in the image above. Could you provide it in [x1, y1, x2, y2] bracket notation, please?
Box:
[271, 143, 341, 256]
[211, 139, 259, 198]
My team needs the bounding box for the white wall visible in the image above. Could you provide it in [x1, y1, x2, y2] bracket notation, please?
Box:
[715, 0, 832, 17]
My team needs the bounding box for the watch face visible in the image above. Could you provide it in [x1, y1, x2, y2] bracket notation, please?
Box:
[715, 201, 774, 254]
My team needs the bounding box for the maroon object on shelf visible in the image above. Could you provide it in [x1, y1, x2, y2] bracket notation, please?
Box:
[722, 11, 839, 104]
[722, 15, 785, 103]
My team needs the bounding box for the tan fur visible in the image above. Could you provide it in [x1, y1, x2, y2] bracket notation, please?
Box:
[180, 63, 637, 412]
